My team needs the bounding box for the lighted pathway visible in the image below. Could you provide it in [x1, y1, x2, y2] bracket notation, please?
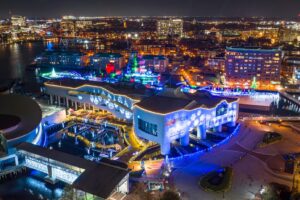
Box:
[172, 121, 294, 200]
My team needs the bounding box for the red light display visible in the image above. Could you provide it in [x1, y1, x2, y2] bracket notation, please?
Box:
[105, 63, 115, 74]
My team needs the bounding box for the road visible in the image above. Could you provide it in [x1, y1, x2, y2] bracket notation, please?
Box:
[172, 120, 297, 200]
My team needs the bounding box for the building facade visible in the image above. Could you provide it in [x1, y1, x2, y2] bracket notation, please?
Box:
[282, 57, 300, 84]
[142, 55, 168, 73]
[90, 53, 125, 73]
[225, 47, 282, 89]
[157, 19, 183, 38]
[133, 90, 238, 155]
[44, 79, 151, 121]
[44, 79, 239, 155]
[206, 57, 225, 72]
[36, 51, 89, 69]
[11, 15, 26, 27]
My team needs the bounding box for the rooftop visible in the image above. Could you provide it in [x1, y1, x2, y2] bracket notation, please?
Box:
[45, 78, 155, 100]
[0, 94, 42, 141]
[17, 142, 129, 199]
[135, 88, 237, 114]
[93, 52, 123, 58]
[142, 55, 167, 60]
[226, 47, 281, 53]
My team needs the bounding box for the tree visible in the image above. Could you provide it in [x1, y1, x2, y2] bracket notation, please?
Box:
[251, 76, 257, 89]
[132, 55, 139, 73]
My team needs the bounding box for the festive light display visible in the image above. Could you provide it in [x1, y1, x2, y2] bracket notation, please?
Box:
[105, 63, 115, 74]
[41, 70, 102, 82]
[251, 76, 257, 89]
[50, 68, 58, 78]
[134, 98, 238, 154]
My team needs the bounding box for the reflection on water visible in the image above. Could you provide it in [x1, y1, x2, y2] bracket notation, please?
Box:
[0, 42, 45, 83]
[0, 170, 64, 200]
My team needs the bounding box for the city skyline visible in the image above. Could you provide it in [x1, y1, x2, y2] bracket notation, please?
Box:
[1, 2, 300, 199]
[0, 0, 300, 18]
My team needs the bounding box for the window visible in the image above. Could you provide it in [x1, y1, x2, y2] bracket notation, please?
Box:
[138, 119, 158, 136]
[216, 102, 228, 116]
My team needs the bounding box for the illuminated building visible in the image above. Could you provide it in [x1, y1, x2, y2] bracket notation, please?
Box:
[225, 47, 282, 89]
[62, 15, 76, 20]
[60, 19, 76, 37]
[44, 79, 238, 155]
[134, 88, 238, 155]
[239, 28, 280, 44]
[35, 51, 89, 69]
[279, 28, 300, 43]
[44, 78, 154, 121]
[282, 57, 300, 84]
[206, 57, 225, 72]
[90, 53, 125, 74]
[133, 40, 177, 56]
[11, 15, 26, 27]
[142, 55, 168, 73]
[220, 31, 240, 42]
[157, 19, 183, 38]
[124, 53, 161, 85]
[17, 142, 129, 199]
[75, 20, 93, 29]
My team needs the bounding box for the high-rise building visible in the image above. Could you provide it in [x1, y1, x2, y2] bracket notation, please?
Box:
[282, 57, 300, 84]
[11, 15, 26, 27]
[225, 47, 281, 89]
[60, 19, 76, 37]
[157, 19, 183, 38]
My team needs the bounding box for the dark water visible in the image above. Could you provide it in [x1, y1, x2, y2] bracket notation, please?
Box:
[0, 42, 46, 93]
[0, 170, 64, 200]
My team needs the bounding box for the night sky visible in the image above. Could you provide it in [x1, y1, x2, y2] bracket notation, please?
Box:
[0, 0, 299, 18]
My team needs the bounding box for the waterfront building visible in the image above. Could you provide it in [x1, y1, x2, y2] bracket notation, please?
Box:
[134, 88, 238, 155]
[44, 79, 239, 155]
[225, 47, 282, 89]
[35, 51, 90, 69]
[90, 53, 125, 74]
[17, 142, 129, 199]
[44, 78, 154, 121]
[157, 19, 183, 38]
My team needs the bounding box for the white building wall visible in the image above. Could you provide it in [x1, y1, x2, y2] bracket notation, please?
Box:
[134, 100, 238, 154]
[133, 108, 166, 144]
[45, 85, 136, 121]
